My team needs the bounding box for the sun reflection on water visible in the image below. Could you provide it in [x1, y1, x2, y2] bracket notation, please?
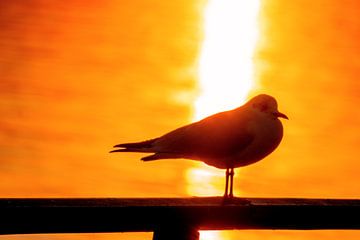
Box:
[200, 231, 223, 240]
[194, 0, 260, 120]
[189, 0, 260, 238]
[186, 165, 224, 196]
[188, 0, 260, 198]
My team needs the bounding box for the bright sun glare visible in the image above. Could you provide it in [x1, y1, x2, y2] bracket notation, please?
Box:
[192, 1, 260, 238]
[189, 0, 260, 194]
[194, 0, 260, 120]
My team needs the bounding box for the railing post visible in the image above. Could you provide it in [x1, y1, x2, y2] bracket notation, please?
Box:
[153, 225, 199, 240]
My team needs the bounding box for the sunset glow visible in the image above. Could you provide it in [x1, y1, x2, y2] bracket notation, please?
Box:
[192, 2, 260, 238]
[200, 231, 222, 240]
[2, 0, 360, 240]
[188, 0, 261, 198]
[194, 0, 260, 120]
[186, 167, 224, 196]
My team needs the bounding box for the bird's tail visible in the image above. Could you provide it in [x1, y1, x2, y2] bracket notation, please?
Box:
[109, 138, 158, 153]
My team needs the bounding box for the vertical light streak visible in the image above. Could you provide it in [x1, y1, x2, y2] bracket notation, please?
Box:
[188, 0, 260, 196]
[187, 0, 260, 196]
[191, 2, 260, 239]
[194, 0, 260, 120]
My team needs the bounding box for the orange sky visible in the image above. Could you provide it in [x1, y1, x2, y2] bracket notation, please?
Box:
[1, 0, 360, 240]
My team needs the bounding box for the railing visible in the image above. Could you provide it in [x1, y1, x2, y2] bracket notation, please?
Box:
[1, 197, 360, 240]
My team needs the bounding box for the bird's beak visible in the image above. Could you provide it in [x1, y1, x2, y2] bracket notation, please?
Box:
[274, 111, 289, 120]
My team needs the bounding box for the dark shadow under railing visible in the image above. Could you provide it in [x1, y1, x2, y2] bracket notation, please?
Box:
[1, 197, 360, 239]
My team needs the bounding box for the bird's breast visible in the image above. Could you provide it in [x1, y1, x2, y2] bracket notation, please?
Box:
[229, 118, 284, 168]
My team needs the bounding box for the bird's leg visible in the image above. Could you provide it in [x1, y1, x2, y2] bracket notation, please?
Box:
[229, 168, 235, 198]
[224, 168, 229, 198]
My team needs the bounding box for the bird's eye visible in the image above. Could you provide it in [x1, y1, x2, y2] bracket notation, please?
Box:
[253, 102, 268, 112]
[259, 104, 268, 112]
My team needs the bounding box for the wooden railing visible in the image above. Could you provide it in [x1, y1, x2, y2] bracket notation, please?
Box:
[1, 197, 360, 240]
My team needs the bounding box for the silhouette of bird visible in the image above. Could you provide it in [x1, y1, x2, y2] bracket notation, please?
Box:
[110, 94, 288, 198]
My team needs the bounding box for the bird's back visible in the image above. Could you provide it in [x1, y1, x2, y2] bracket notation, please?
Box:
[148, 106, 255, 166]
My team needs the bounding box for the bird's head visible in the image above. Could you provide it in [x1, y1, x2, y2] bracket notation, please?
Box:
[248, 94, 289, 120]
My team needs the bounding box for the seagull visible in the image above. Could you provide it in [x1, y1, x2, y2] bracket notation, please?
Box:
[110, 94, 288, 198]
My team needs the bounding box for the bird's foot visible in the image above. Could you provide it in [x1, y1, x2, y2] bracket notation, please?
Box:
[223, 193, 234, 199]
[222, 194, 234, 205]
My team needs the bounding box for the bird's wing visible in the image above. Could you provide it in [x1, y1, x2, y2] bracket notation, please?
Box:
[152, 108, 255, 160]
